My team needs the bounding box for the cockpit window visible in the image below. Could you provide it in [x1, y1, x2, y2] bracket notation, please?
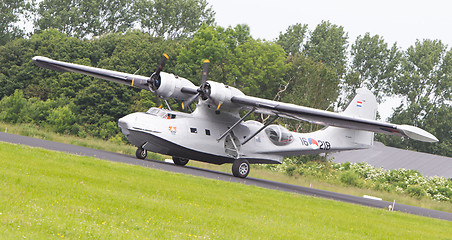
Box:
[265, 125, 294, 146]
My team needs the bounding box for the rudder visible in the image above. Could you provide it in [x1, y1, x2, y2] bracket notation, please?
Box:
[343, 88, 377, 146]
[343, 88, 378, 120]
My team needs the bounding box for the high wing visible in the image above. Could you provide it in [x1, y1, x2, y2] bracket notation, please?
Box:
[33, 56, 198, 101]
[231, 95, 438, 143]
[33, 56, 151, 90]
[33, 56, 438, 143]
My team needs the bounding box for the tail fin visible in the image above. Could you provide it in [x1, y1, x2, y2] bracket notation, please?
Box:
[343, 88, 377, 120]
[322, 88, 377, 148]
[342, 88, 377, 146]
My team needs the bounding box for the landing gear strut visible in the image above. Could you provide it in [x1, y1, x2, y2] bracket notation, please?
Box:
[136, 148, 147, 159]
[173, 156, 189, 166]
[232, 159, 250, 178]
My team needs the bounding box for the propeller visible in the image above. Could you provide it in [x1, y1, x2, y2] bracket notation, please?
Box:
[182, 60, 212, 109]
[148, 53, 169, 91]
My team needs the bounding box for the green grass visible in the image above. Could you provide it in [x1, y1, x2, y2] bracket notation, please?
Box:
[0, 122, 164, 160]
[1, 121, 452, 213]
[189, 162, 452, 213]
[1, 142, 451, 239]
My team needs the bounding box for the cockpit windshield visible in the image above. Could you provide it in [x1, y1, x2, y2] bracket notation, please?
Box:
[145, 107, 167, 118]
[265, 125, 294, 146]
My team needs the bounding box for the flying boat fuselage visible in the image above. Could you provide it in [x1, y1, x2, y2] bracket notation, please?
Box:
[118, 105, 370, 166]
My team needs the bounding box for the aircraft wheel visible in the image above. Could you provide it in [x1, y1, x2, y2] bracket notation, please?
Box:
[232, 159, 250, 178]
[173, 156, 189, 166]
[136, 148, 147, 159]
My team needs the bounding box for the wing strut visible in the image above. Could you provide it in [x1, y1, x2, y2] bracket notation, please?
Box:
[164, 99, 172, 110]
[242, 115, 278, 145]
[217, 108, 256, 142]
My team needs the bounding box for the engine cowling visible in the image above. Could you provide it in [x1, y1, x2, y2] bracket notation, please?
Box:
[203, 81, 245, 110]
[153, 72, 197, 100]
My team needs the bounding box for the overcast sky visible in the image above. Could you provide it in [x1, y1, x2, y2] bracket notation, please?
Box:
[207, 0, 452, 50]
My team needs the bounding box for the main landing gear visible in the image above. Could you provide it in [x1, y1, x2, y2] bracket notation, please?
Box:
[232, 159, 250, 178]
[173, 156, 189, 166]
[136, 147, 147, 159]
[135, 147, 250, 178]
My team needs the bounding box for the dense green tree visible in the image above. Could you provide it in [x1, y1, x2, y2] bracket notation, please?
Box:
[178, 24, 286, 99]
[137, 0, 215, 39]
[281, 54, 339, 132]
[176, 24, 252, 83]
[0, 89, 28, 123]
[277, 23, 308, 55]
[47, 105, 77, 134]
[35, 0, 136, 38]
[85, 0, 136, 36]
[378, 40, 452, 156]
[0, 37, 37, 99]
[0, 0, 34, 45]
[229, 39, 288, 99]
[35, 0, 83, 37]
[346, 33, 401, 103]
[378, 104, 452, 157]
[394, 40, 450, 111]
[0, 29, 186, 139]
[304, 21, 348, 77]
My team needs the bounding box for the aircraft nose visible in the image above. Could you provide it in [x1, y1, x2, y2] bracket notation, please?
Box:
[118, 116, 132, 136]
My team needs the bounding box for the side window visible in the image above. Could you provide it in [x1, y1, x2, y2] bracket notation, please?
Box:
[266, 128, 279, 142]
[190, 128, 197, 133]
[205, 129, 211, 136]
[264, 125, 294, 146]
[165, 114, 176, 119]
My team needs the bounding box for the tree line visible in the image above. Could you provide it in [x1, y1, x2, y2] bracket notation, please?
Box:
[1, 0, 214, 44]
[0, 0, 450, 157]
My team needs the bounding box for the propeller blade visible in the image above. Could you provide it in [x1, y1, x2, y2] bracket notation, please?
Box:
[201, 59, 209, 84]
[148, 53, 169, 91]
[216, 101, 222, 110]
[182, 59, 210, 110]
[155, 53, 169, 75]
[182, 93, 199, 110]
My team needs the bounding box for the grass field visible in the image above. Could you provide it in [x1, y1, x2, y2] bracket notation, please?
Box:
[1, 121, 452, 213]
[188, 162, 452, 213]
[1, 142, 451, 239]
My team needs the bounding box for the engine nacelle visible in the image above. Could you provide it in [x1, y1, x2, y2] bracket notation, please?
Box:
[153, 72, 197, 100]
[204, 81, 245, 110]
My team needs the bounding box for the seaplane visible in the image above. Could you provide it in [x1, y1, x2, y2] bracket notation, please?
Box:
[33, 54, 438, 178]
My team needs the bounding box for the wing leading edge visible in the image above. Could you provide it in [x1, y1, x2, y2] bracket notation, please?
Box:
[231, 95, 438, 143]
[32, 56, 150, 90]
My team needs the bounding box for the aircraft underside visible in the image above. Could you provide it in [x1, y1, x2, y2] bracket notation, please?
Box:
[126, 128, 281, 165]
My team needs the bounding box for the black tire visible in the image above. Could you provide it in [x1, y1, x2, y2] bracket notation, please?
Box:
[173, 156, 189, 166]
[136, 148, 147, 159]
[232, 159, 250, 178]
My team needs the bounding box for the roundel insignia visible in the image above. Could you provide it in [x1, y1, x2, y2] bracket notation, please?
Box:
[308, 138, 319, 147]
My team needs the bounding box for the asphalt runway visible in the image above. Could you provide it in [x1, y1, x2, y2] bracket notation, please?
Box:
[1, 132, 451, 221]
